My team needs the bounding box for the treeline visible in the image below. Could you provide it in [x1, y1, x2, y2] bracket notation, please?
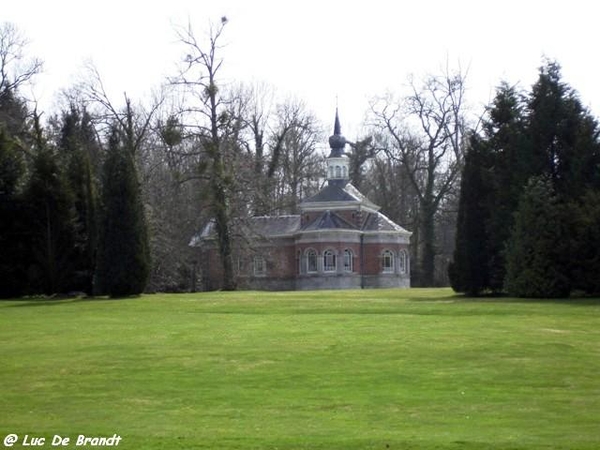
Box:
[3, 19, 598, 297]
[0, 21, 326, 297]
[449, 61, 600, 297]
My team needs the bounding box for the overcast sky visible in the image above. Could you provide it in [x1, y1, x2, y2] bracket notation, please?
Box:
[5, 0, 600, 138]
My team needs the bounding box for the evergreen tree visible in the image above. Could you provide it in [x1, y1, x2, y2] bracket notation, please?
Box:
[484, 83, 532, 291]
[504, 176, 570, 298]
[451, 62, 600, 297]
[58, 106, 99, 293]
[0, 125, 29, 297]
[0, 86, 32, 297]
[449, 82, 529, 294]
[448, 135, 492, 295]
[23, 114, 78, 294]
[568, 191, 600, 295]
[95, 126, 150, 297]
[528, 60, 600, 199]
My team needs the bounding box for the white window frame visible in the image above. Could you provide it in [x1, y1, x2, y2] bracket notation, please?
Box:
[323, 249, 336, 272]
[306, 249, 318, 273]
[343, 249, 353, 272]
[382, 250, 394, 273]
[398, 250, 407, 274]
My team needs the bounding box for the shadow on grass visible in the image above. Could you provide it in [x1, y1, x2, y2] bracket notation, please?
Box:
[2, 295, 142, 307]
[408, 292, 600, 306]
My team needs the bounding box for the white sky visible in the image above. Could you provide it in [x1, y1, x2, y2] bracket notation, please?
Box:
[5, 0, 600, 138]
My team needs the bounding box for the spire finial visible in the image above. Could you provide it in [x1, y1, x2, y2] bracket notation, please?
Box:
[334, 107, 341, 136]
[328, 107, 346, 153]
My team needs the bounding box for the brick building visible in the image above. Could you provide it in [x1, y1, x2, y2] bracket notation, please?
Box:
[193, 111, 411, 290]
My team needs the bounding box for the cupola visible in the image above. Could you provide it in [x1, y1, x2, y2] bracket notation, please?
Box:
[326, 109, 350, 187]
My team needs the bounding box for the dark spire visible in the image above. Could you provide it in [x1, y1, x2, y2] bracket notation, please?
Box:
[328, 108, 346, 157]
[334, 108, 341, 135]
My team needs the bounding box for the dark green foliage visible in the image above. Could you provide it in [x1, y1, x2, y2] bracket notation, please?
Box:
[528, 60, 600, 198]
[484, 83, 532, 291]
[451, 61, 600, 297]
[504, 176, 570, 297]
[448, 135, 492, 295]
[23, 115, 78, 294]
[0, 86, 32, 297]
[95, 127, 150, 297]
[567, 191, 600, 295]
[450, 82, 530, 295]
[0, 126, 28, 297]
[0, 87, 30, 142]
[57, 106, 100, 293]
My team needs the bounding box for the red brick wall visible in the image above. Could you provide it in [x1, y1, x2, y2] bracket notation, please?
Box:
[201, 238, 409, 289]
[362, 243, 408, 275]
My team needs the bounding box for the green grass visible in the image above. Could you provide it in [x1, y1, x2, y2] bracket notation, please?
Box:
[1, 288, 600, 449]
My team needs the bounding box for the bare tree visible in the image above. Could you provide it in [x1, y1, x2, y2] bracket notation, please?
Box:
[79, 63, 163, 159]
[371, 66, 468, 286]
[170, 17, 237, 290]
[276, 102, 323, 212]
[229, 87, 324, 216]
[0, 22, 43, 94]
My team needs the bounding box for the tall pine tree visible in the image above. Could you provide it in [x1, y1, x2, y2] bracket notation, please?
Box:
[58, 106, 99, 293]
[448, 135, 493, 295]
[450, 83, 530, 295]
[94, 125, 150, 297]
[23, 113, 78, 294]
[528, 60, 600, 199]
[0, 125, 28, 297]
[451, 61, 600, 297]
[504, 176, 570, 298]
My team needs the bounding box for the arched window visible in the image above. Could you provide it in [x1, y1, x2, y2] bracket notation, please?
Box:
[328, 165, 334, 179]
[335, 166, 341, 178]
[343, 249, 353, 272]
[398, 250, 407, 274]
[342, 165, 347, 178]
[323, 249, 336, 272]
[253, 255, 266, 276]
[382, 250, 394, 273]
[306, 249, 318, 273]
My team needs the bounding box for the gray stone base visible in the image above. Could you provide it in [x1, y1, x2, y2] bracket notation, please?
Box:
[235, 274, 410, 291]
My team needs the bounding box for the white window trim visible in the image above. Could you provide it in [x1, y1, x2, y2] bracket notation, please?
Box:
[343, 249, 353, 272]
[323, 249, 337, 272]
[398, 250, 407, 274]
[382, 250, 394, 274]
[306, 249, 318, 274]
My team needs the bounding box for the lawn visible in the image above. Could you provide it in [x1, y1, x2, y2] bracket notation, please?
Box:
[1, 288, 599, 449]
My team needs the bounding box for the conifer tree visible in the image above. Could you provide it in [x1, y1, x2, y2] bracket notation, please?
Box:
[94, 126, 150, 297]
[58, 106, 99, 293]
[504, 176, 570, 298]
[24, 113, 78, 294]
[528, 61, 600, 198]
[484, 83, 532, 290]
[567, 191, 600, 295]
[0, 125, 28, 297]
[448, 135, 492, 295]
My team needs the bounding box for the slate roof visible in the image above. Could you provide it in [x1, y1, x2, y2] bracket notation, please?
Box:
[362, 212, 410, 234]
[302, 210, 357, 231]
[301, 183, 357, 203]
[191, 183, 410, 246]
[244, 215, 301, 237]
[300, 182, 377, 209]
[191, 215, 301, 245]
